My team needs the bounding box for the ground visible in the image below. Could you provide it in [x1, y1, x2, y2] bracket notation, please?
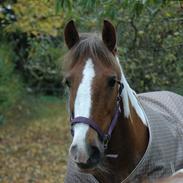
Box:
[0, 95, 70, 183]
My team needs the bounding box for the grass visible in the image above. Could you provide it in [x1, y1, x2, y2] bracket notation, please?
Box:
[0, 95, 71, 183]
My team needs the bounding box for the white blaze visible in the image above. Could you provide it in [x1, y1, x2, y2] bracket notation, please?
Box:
[70, 58, 95, 163]
[74, 58, 95, 117]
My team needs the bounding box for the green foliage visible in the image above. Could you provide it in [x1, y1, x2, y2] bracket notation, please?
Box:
[0, 41, 23, 113]
[113, 2, 183, 94]
[55, 0, 170, 22]
[24, 37, 64, 95]
[0, 0, 183, 119]
[3, 0, 64, 36]
[0, 0, 66, 97]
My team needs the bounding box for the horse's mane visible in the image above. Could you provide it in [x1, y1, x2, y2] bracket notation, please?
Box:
[64, 33, 117, 70]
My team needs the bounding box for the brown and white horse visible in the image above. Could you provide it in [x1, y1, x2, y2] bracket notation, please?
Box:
[63, 20, 183, 183]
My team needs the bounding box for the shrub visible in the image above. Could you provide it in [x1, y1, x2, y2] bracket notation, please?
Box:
[1, 0, 183, 98]
[0, 40, 23, 114]
[23, 36, 64, 96]
[117, 4, 183, 94]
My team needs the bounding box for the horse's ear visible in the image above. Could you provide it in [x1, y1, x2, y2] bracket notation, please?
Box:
[64, 20, 79, 49]
[102, 20, 116, 53]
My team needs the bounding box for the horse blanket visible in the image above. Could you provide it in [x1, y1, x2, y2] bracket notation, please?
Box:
[64, 91, 183, 183]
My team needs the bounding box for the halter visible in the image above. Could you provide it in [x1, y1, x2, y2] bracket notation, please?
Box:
[70, 80, 124, 149]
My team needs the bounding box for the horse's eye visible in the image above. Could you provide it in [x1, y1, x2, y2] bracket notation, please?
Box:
[65, 78, 71, 88]
[108, 76, 116, 87]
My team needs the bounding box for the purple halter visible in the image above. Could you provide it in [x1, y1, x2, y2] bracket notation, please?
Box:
[70, 81, 123, 149]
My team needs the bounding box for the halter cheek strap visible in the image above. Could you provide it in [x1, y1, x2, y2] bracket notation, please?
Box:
[70, 82, 124, 149]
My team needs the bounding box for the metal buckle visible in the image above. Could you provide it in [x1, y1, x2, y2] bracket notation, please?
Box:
[103, 134, 110, 149]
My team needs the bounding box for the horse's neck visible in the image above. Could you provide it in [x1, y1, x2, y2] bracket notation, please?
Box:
[120, 73, 149, 161]
[94, 105, 149, 183]
[104, 99, 149, 179]
[94, 62, 149, 182]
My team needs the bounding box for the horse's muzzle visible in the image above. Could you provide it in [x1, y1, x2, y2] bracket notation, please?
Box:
[70, 144, 102, 170]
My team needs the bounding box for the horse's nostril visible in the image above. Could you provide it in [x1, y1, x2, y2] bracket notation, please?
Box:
[90, 146, 101, 164]
[70, 145, 77, 158]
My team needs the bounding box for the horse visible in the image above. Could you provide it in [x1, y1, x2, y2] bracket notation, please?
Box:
[63, 20, 183, 183]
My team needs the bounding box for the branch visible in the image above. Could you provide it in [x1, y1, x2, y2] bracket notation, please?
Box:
[129, 14, 138, 49]
[164, 43, 183, 50]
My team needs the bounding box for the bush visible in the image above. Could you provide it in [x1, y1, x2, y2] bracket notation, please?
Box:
[23, 36, 64, 96]
[0, 40, 23, 114]
[1, 0, 183, 99]
[117, 4, 183, 94]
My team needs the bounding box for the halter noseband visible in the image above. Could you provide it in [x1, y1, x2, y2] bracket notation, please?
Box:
[70, 80, 124, 149]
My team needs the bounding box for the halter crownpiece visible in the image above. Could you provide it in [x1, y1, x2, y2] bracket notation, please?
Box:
[70, 80, 124, 149]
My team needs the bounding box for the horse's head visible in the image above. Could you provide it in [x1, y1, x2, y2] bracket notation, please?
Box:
[64, 20, 122, 171]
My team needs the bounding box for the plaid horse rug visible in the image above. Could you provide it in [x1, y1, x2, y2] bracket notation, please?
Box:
[64, 91, 183, 183]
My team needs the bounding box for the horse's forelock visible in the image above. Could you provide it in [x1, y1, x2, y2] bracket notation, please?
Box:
[64, 33, 117, 70]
